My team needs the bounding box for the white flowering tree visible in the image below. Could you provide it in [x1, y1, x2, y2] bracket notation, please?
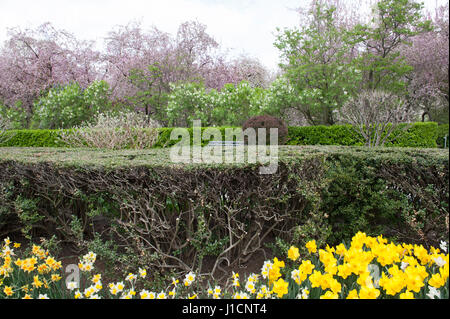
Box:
[167, 80, 267, 127]
[32, 80, 112, 129]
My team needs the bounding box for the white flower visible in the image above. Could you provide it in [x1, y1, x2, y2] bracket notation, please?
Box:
[296, 288, 310, 299]
[157, 291, 167, 299]
[245, 280, 256, 294]
[291, 269, 301, 283]
[440, 241, 448, 253]
[183, 271, 196, 286]
[139, 268, 147, 278]
[84, 286, 96, 297]
[140, 290, 154, 299]
[38, 294, 49, 299]
[1, 246, 14, 256]
[426, 286, 441, 299]
[109, 283, 119, 295]
[433, 256, 447, 267]
[83, 251, 97, 264]
[125, 273, 137, 281]
[116, 281, 125, 292]
[93, 281, 102, 292]
[401, 261, 409, 270]
[261, 261, 273, 279]
[66, 281, 79, 290]
[74, 290, 83, 299]
[120, 292, 134, 299]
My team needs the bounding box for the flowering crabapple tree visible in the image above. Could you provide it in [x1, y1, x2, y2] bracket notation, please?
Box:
[0, 20, 269, 128]
[400, 3, 449, 123]
[0, 23, 102, 126]
[102, 20, 268, 124]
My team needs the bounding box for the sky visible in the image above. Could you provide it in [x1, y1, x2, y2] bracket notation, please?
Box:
[0, 0, 446, 72]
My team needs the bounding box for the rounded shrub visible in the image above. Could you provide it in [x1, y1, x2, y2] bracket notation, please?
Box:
[242, 115, 288, 145]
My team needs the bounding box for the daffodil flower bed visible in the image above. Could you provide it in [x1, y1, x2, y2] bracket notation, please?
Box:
[1, 232, 448, 299]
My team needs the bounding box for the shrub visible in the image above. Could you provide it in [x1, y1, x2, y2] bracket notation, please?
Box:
[338, 90, 416, 147]
[0, 103, 28, 129]
[0, 129, 64, 147]
[32, 81, 112, 129]
[287, 125, 364, 146]
[0, 122, 441, 148]
[242, 115, 288, 145]
[286, 122, 438, 148]
[58, 111, 160, 149]
[166, 81, 266, 127]
[0, 146, 447, 278]
[384, 122, 438, 148]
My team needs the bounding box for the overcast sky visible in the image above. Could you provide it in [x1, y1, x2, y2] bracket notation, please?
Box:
[0, 0, 445, 71]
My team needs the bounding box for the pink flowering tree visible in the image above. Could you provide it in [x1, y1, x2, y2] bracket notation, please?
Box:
[400, 3, 449, 122]
[0, 23, 101, 126]
[103, 21, 269, 125]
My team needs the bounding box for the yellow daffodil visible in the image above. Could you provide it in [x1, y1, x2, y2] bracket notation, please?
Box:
[346, 289, 359, 299]
[92, 274, 102, 284]
[359, 285, 380, 299]
[272, 278, 289, 298]
[288, 246, 300, 261]
[399, 291, 415, 299]
[32, 275, 43, 288]
[320, 290, 338, 299]
[3, 286, 13, 297]
[306, 240, 317, 254]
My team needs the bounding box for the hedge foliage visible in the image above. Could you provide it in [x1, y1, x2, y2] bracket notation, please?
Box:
[436, 124, 449, 148]
[0, 122, 443, 148]
[0, 129, 67, 147]
[0, 146, 448, 277]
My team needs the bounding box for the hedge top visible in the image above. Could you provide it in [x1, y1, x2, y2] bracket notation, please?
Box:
[0, 145, 447, 170]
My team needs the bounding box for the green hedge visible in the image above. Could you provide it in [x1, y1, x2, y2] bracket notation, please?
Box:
[286, 122, 438, 148]
[0, 122, 441, 148]
[436, 124, 449, 148]
[0, 129, 67, 147]
[383, 122, 438, 148]
[286, 125, 364, 146]
[0, 146, 448, 269]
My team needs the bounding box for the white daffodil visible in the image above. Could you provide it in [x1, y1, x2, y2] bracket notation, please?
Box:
[66, 281, 79, 290]
[433, 256, 447, 267]
[426, 286, 441, 299]
[440, 241, 448, 253]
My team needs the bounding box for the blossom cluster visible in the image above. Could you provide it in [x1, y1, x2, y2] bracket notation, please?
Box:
[1, 232, 448, 299]
[1, 238, 63, 299]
